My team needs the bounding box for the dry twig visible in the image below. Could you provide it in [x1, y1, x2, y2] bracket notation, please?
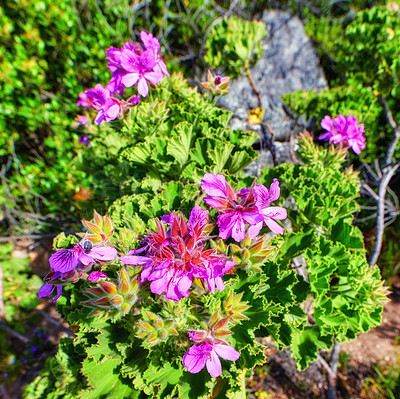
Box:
[368, 95, 400, 266]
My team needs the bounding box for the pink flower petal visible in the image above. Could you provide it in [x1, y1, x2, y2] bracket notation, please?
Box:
[150, 273, 169, 295]
[247, 221, 263, 239]
[201, 174, 227, 197]
[177, 274, 192, 294]
[213, 342, 240, 361]
[230, 216, 246, 242]
[264, 218, 284, 235]
[206, 349, 222, 377]
[217, 214, 235, 240]
[321, 115, 333, 132]
[120, 255, 152, 265]
[49, 249, 80, 273]
[104, 101, 121, 121]
[94, 110, 105, 125]
[188, 331, 208, 342]
[88, 271, 108, 282]
[334, 115, 347, 132]
[90, 247, 118, 261]
[137, 78, 149, 97]
[203, 197, 229, 209]
[188, 206, 209, 229]
[261, 206, 287, 220]
[144, 70, 163, 84]
[183, 346, 207, 374]
[79, 253, 94, 266]
[242, 211, 264, 226]
[121, 72, 140, 88]
[38, 283, 54, 300]
[53, 285, 63, 302]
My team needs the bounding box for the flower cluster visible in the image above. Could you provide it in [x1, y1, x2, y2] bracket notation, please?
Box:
[38, 173, 286, 378]
[201, 173, 287, 241]
[120, 206, 235, 302]
[319, 115, 366, 155]
[106, 32, 169, 97]
[77, 31, 169, 125]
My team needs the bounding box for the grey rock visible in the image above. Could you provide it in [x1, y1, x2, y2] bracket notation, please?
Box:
[217, 10, 327, 164]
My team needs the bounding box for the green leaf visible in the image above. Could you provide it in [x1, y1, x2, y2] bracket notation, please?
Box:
[208, 141, 235, 173]
[331, 219, 364, 249]
[82, 357, 139, 399]
[122, 141, 152, 165]
[167, 121, 194, 165]
[277, 230, 315, 264]
[291, 326, 333, 370]
[226, 150, 256, 174]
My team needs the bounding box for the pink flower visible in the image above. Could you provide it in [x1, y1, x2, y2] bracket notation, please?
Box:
[201, 174, 287, 239]
[250, 179, 287, 236]
[120, 48, 163, 97]
[105, 42, 139, 96]
[94, 97, 122, 125]
[120, 206, 235, 301]
[40, 241, 116, 302]
[49, 240, 117, 273]
[140, 31, 170, 78]
[88, 271, 108, 282]
[76, 92, 94, 109]
[82, 84, 123, 125]
[319, 115, 366, 154]
[105, 32, 168, 97]
[183, 330, 239, 377]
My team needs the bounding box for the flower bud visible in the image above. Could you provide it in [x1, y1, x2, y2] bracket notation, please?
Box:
[83, 267, 139, 319]
[79, 211, 114, 244]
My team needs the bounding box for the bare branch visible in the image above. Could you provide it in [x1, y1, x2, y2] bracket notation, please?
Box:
[326, 340, 340, 399]
[361, 183, 379, 201]
[0, 321, 29, 343]
[369, 162, 400, 266]
[318, 354, 336, 380]
[378, 95, 400, 166]
[31, 308, 73, 338]
[367, 94, 400, 266]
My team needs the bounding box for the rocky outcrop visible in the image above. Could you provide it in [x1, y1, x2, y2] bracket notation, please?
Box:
[217, 10, 327, 172]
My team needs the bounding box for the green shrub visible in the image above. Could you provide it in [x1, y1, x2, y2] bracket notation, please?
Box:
[204, 16, 267, 78]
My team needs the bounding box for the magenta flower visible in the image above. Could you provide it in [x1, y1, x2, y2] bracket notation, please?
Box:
[120, 206, 235, 301]
[250, 179, 287, 236]
[38, 267, 85, 303]
[183, 330, 239, 377]
[140, 31, 170, 78]
[49, 240, 117, 273]
[38, 268, 83, 303]
[105, 42, 139, 96]
[201, 174, 287, 240]
[76, 92, 94, 110]
[319, 115, 366, 154]
[105, 32, 168, 97]
[39, 241, 116, 302]
[82, 84, 123, 125]
[201, 174, 263, 241]
[88, 271, 108, 282]
[120, 48, 163, 97]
